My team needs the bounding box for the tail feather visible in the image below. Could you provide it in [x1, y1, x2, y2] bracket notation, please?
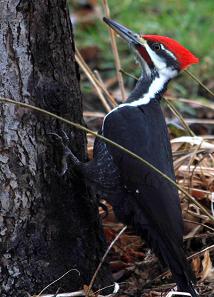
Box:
[110, 194, 198, 296]
[133, 220, 198, 296]
[159, 240, 198, 296]
[158, 240, 198, 297]
[174, 274, 198, 297]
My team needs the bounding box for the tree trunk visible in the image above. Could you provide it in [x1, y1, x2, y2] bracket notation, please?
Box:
[0, 1, 112, 296]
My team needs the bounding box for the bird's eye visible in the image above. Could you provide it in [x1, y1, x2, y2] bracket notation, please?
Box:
[152, 43, 161, 51]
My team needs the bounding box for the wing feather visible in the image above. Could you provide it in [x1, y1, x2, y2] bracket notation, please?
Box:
[102, 101, 192, 276]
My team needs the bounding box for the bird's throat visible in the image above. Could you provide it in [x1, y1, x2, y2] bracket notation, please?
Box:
[103, 69, 176, 127]
[127, 72, 170, 106]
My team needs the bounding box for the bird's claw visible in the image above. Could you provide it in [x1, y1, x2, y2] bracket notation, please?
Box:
[48, 131, 80, 176]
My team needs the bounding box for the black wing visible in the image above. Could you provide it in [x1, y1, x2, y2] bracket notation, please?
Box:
[102, 100, 195, 284]
[82, 132, 121, 196]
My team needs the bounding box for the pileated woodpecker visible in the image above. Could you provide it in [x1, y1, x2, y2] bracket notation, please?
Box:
[71, 18, 199, 296]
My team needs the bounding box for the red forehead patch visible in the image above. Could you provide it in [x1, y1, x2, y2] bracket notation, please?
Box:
[143, 35, 199, 69]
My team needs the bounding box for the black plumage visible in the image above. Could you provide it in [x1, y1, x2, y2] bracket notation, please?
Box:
[74, 99, 196, 296]
[70, 18, 199, 297]
[102, 101, 196, 295]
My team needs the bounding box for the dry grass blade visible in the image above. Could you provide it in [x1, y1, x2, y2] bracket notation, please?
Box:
[174, 153, 195, 173]
[187, 142, 202, 191]
[178, 165, 214, 176]
[120, 68, 138, 81]
[165, 96, 214, 111]
[86, 226, 127, 297]
[93, 69, 114, 111]
[38, 285, 121, 297]
[93, 70, 106, 87]
[94, 282, 126, 295]
[75, 49, 117, 107]
[184, 118, 214, 125]
[102, 0, 126, 101]
[163, 97, 195, 136]
[183, 219, 214, 233]
[35, 269, 80, 297]
[185, 69, 214, 98]
[186, 210, 210, 223]
[83, 111, 106, 118]
[188, 244, 214, 260]
[172, 136, 214, 229]
[37, 291, 84, 297]
[75, 54, 111, 112]
[171, 136, 214, 149]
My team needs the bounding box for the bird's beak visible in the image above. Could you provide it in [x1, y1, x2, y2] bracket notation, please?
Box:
[103, 17, 146, 46]
[103, 18, 154, 68]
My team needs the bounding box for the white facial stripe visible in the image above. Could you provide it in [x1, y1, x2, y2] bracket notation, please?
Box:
[144, 43, 177, 69]
[144, 43, 166, 69]
[161, 44, 177, 60]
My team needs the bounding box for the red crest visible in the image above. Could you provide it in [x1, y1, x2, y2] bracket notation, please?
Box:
[143, 35, 199, 69]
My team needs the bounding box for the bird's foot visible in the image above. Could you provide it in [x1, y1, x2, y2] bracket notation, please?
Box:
[48, 130, 80, 176]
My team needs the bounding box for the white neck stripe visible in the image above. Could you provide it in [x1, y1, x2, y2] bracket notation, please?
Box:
[128, 74, 168, 106]
[103, 68, 177, 128]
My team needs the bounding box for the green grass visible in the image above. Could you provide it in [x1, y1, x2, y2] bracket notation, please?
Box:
[71, 0, 214, 97]
[111, 0, 214, 57]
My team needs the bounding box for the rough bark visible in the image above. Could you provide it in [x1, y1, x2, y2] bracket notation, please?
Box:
[0, 1, 112, 296]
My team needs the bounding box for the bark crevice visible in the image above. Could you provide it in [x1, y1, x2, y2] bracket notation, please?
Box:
[0, 1, 112, 296]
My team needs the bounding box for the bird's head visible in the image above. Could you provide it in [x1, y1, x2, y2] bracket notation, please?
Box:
[103, 18, 199, 80]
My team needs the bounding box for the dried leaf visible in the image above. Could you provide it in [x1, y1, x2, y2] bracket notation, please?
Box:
[200, 250, 213, 281]
[192, 257, 201, 275]
[83, 284, 96, 297]
[171, 136, 214, 150]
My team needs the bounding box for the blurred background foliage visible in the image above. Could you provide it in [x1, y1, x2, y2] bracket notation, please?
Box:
[69, 0, 214, 118]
